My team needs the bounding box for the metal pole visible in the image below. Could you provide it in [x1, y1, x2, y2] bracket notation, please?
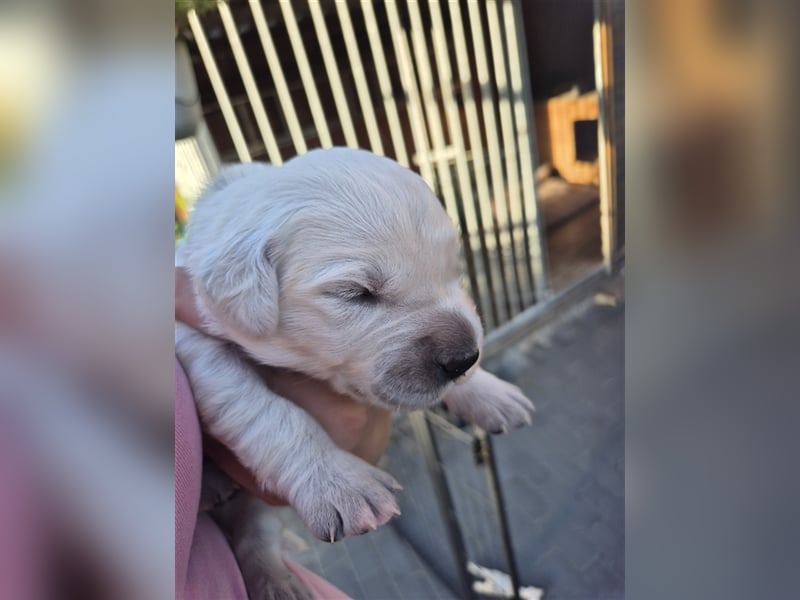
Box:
[405, 0, 487, 324]
[247, 0, 307, 155]
[476, 431, 522, 600]
[307, 0, 359, 148]
[334, 1, 385, 154]
[219, 1, 283, 163]
[592, 0, 618, 271]
[409, 411, 476, 600]
[384, 1, 434, 184]
[505, 0, 551, 302]
[486, 0, 532, 312]
[187, 9, 251, 163]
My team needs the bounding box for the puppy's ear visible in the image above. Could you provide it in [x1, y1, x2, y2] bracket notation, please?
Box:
[189, 163, 281, 337]
[196, 235, 279, 337]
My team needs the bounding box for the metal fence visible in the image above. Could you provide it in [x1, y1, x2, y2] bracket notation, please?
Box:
[184, 0, 555, 332]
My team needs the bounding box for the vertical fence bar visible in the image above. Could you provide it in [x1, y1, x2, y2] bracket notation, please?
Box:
[361, 0, 411, 166]
[279, 0, 333, 149]
[449, 0, 513, 324]
[405, 0, 486, 323]
[429, 0, 499, 327]
[335, 2, 384, 154]
[466, 0, 523, 321]
[486, 0, 532, 313]
[593, 0, 617, 271]
[307, 1, 359, 148]
[217, 2, 283, 164]
[476, 432, 522, 600]
[188, 9, 251, 162]
[504, 0, 550, 300]
[384, 1, 435, 185]
[410, 412, 476, 600]
[249, 0, 307, 155]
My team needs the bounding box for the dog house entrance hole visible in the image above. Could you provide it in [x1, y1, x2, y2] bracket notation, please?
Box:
[574, 119, 598, 162]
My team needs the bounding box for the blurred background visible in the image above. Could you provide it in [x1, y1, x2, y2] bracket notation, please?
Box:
[175, 1, 624, 598]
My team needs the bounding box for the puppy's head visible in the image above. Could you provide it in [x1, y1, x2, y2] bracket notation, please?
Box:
[185, 148, 483, 409]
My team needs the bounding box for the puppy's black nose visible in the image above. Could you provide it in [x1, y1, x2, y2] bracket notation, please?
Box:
[438, 350, 480, 380]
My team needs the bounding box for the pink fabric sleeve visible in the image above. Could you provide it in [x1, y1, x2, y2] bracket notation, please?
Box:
[176, 359, 248, 599]
[0, 415, 45, 600]
[175, 359, 351, 600]
[175, 358, 203, 596]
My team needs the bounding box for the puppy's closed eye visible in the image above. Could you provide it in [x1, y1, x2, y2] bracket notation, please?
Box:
[324, 285, 380, 305]
[347, 288, 378, 304]
[341, 287, 379, 304]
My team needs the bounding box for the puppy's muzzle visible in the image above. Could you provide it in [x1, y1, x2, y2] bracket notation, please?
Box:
[374, 310, 480, 407]
[424, 311, 480, 381]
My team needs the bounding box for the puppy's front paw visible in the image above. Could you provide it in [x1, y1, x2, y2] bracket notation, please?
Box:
[444, 368, 534, 434]
[291, 450, 402, 542]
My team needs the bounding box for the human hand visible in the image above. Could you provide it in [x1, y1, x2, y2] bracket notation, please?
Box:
[175, 267, 393, 505]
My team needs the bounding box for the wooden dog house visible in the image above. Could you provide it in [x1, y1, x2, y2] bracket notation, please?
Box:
[534, 89, 600, 186]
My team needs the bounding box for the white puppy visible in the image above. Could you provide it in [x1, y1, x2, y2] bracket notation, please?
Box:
[176, 148, 534, 598]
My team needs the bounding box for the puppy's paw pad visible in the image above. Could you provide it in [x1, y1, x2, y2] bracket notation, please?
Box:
[479, 386, 535, 432]
[293, 452, 401, 542]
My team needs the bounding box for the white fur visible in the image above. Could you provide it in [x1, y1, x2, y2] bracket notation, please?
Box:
[176, 149, 534, 553]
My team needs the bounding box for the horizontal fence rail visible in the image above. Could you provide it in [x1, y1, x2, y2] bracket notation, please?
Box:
[184, 0, 551, 331]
